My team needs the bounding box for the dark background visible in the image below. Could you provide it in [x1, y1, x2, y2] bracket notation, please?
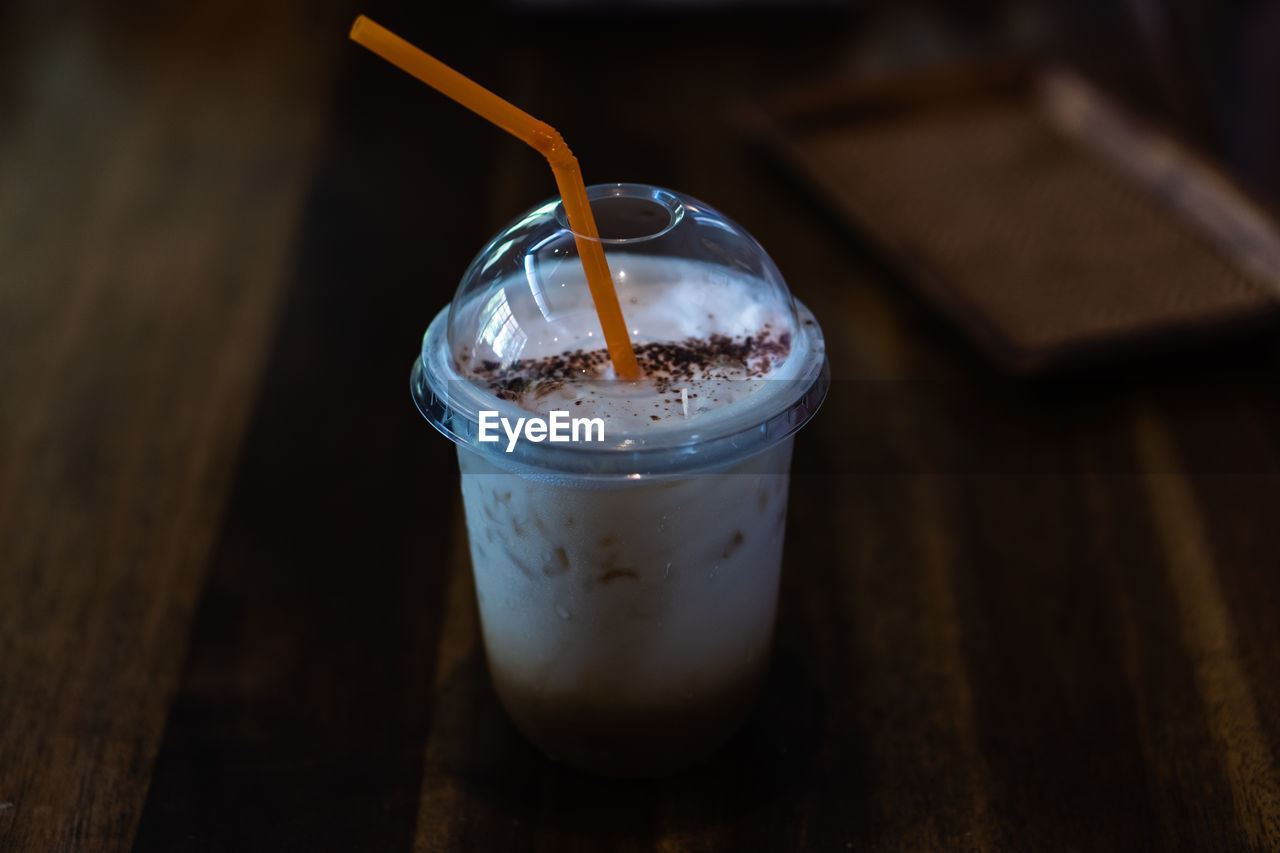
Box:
[2, 0, 1279, 850]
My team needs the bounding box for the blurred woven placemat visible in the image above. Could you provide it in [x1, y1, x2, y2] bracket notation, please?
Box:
[753, 64, 1280, 373]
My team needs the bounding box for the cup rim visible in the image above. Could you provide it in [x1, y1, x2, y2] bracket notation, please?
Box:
[411, 299, 829, 481]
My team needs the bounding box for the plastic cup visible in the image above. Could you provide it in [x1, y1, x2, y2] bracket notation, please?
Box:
[412, 184, 828, 776]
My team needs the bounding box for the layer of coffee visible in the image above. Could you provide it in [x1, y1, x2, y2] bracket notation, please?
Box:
[488, 651, 768, 777]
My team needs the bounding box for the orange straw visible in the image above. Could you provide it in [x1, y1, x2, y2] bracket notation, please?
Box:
[349, 15, 641, 379]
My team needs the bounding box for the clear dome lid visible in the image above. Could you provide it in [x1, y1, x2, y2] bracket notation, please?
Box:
[447, 183, 799, 370]
[412, 183, 828, 479]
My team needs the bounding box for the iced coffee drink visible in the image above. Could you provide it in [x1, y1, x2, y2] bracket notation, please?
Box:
[412, 185, 827, 776]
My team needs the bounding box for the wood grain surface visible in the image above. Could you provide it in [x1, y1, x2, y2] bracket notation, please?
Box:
[0, 0, 346, 848]
[3, 1, 1279, 850]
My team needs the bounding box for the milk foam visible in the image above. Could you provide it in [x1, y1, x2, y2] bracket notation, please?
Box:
[455, 255, 798, 429]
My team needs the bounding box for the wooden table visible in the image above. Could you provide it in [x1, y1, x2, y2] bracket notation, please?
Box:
[3, 0, 1279, 849]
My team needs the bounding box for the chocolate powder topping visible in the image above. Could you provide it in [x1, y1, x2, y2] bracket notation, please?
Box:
[466, 330, 791, 402]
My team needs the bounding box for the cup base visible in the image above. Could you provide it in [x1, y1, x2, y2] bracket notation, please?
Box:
[488, 656, 770, 778]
